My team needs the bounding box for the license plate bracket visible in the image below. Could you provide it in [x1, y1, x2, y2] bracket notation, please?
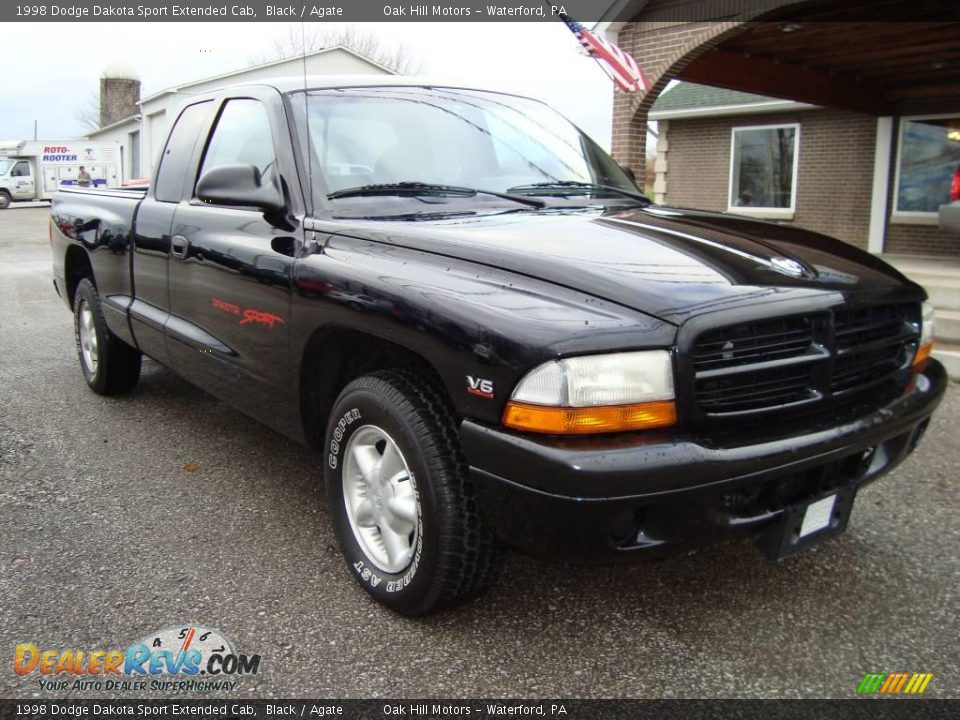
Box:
[758, 484, 857, 561]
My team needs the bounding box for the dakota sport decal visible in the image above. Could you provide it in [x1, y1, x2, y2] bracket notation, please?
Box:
[211, 297, 285, 329]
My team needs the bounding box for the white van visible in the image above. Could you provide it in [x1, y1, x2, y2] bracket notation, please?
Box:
[0, 141, 122, 209]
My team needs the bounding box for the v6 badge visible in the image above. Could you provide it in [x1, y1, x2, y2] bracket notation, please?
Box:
[466, 375, 494, 399]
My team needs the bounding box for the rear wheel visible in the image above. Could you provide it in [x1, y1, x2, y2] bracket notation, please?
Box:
[73, 278, 142, 395]
[0, 191, 11, 210]
[324, 370, 503, 615]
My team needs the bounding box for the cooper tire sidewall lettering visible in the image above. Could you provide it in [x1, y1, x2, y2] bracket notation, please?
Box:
[74, 298, 96, 384]
[325, 389, 437, 611]
[73, 282, 102, 387]
[327, 408, 362, 470]
[350, 507, 423, 593]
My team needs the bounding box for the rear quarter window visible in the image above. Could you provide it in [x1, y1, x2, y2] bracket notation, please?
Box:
[154, 101, 212, 203]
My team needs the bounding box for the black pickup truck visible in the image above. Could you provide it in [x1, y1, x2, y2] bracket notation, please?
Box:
[51, 78, 945, 615]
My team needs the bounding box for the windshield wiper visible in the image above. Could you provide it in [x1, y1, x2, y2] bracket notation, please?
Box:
[327, 181, 546, 209]
[507, 181, 650, 204]
[335, 210, 479, 221]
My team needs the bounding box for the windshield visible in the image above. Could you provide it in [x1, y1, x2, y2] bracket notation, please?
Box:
[0, 160, 12, 175]
[292, 87, 639, 213]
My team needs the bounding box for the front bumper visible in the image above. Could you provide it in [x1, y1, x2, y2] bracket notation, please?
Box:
[460, 360, 947, 561]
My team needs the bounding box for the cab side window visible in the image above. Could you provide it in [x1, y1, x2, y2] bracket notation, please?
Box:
[11, 162, 30, 177]
[154, 101, 212, 203]
[197, 99, 276, 192]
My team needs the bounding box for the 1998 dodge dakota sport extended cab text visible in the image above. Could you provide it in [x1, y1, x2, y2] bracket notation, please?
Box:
[51, 77, 945, 615]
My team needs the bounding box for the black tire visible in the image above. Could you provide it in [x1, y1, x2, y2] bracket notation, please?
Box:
[0, 190, 10, 210]
[73, 278, 142, 395]
[324, 370, 503, 615]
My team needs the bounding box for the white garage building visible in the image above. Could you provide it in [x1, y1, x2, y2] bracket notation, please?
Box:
[87, 47, 394, 181]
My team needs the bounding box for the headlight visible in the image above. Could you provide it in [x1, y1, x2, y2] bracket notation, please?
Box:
[913, 301, 935, 367]
[503, 350, 676, 434]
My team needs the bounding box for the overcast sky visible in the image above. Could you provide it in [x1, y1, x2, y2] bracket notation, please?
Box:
[2, 22, 617, 149]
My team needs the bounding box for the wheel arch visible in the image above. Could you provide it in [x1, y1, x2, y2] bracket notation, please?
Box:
[299, 325, 451, 450]
[64, 245, 95, 305]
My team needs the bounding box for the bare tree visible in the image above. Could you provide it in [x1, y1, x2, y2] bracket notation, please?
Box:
[75, 88, 101, 133]
[257, 24, 424, 75]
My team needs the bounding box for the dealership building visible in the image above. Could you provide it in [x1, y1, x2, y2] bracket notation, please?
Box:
[599, 0, 960, 374]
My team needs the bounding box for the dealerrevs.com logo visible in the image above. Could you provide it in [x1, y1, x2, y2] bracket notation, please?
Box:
[14, 625, 261, 692]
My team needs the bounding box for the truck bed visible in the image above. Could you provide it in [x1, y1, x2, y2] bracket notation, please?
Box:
[57, 185, 147, 201]
[50, 185, 147, 352]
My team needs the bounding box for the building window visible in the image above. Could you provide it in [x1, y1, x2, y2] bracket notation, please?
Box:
[728, 124, 799, 217]
[129, 130, 140, 179]
[893, 115, 960, 221]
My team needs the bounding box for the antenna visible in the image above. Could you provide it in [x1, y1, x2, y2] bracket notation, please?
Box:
[300, 21, 314, 217]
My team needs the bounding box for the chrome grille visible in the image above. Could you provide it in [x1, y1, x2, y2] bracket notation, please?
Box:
[691, 304, 918, 416]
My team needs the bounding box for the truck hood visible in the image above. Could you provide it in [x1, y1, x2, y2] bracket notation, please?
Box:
[327, 206, 919, 325]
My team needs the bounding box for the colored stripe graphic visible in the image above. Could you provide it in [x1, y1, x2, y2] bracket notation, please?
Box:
[892, 673, 910, 693]
[913, 674, 933, 694]
[880, 674, 899, 693]
[857, 674, 885, 693]
[858, 673, 933, 695]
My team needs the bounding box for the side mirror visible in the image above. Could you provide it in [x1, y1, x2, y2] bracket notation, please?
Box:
[196, 164, 284, 213]
[620, 165, 638, 184]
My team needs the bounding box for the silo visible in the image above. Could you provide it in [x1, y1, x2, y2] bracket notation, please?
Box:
[99, 62, 140, 128]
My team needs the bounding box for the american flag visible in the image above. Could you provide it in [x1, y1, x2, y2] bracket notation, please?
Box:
[560, 14, 651, 94]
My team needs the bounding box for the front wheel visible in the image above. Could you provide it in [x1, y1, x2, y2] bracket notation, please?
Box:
[73, 278, 142, 395]
[324, 370, 503, 615]
[0, 191, 11, 210]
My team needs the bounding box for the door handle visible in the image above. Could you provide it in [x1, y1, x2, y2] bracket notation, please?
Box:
[170, 234, 190, 260]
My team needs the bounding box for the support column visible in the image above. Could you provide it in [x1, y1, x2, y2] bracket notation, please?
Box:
[654, 120, 669, 204]
[868, 116, 894, 254]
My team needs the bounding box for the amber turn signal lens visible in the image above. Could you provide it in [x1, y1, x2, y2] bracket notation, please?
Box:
[913, 340, 934, 368]
[502, 400, 677, 435]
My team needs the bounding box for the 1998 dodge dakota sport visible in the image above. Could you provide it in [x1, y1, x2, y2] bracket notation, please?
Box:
[51, 78, 945, 615]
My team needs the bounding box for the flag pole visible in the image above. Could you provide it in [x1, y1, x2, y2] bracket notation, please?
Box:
[590, 55, 622, 89]
[548, 5, 631, 92]
[576, 18, 627, 90]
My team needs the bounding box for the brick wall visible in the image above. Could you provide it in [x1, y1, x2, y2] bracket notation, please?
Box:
[611, 21, 739, 181]
[611, 5, 960, 257]
[662, 109, 877, 249]
[885, 224, 960, 256]
[609, 1, 902, 176]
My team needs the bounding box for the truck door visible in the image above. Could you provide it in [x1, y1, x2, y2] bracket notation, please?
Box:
[165, 93, 298, 423]
[43, 165, 59, 195]
[9, 161, 35, 199]
[89, 165, 105, 187]
[128, 100, 213, 366]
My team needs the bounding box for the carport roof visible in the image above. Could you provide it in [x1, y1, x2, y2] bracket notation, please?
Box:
[649, 82, 814, 120]
[673, 15, 960, 117]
